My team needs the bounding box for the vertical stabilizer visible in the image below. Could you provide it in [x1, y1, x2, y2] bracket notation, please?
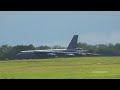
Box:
[67, 35, 78, 49]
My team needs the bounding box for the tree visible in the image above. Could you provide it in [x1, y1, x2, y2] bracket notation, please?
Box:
[36, 45, 51, 50]
[77, 42, 88, 49]
[52, 45, 65, 49]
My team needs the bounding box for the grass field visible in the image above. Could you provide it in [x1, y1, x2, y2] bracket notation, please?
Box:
[0, 57, 120, 79]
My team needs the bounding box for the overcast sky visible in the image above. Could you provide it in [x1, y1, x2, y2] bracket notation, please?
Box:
[0, 11, 120, 47]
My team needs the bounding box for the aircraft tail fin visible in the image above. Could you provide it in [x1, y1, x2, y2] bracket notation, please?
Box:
[67, 35, 78, 49]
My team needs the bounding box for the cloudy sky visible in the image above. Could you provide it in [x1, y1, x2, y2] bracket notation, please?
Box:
[0, 11, 120, 47]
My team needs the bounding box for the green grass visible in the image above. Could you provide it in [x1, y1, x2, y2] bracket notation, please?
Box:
[0, 57, 120, 79]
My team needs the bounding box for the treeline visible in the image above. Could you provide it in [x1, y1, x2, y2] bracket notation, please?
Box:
[0, 42, 120, 60]
[78, 42, 120, 56]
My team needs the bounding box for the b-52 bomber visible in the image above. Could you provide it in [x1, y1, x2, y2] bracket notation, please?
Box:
[16, 35, 99, 59]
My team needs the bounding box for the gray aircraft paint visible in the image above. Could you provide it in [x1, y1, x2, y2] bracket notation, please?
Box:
[16, 35, 92, 59]
[67, 35, 78, 49]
